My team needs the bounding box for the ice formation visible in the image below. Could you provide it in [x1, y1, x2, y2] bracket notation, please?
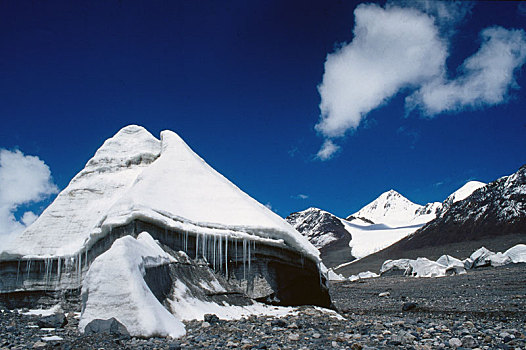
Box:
[2, 125, 318, 261]
[79, 232, 184, 338]
[379, 244, 525, 278]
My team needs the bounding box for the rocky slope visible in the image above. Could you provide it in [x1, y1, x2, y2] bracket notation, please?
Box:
[337, 164, 526, 276]
[286, 208, 354, 268]
[287, 190, 444, 268]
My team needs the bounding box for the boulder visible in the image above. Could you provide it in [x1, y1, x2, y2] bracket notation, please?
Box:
[83, 317, 130, 338]
[37, 313, 67, 328]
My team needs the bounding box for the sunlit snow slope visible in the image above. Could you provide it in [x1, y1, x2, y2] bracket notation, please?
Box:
[4, 125, 317, 261]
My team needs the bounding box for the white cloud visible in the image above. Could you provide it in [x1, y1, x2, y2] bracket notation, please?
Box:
[316, 4, 446, 139]
[316, 139, 340, 160]
[291, 194, 309, 200]
[0, 149, 58, 244]
[315, 2, 526, 160]
[392, 0, 474, 36]
[407, 27, 526, 115]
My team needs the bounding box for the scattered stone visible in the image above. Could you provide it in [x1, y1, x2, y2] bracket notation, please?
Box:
[461, 335, 478, 348]
[168, 341, 182, 350]
[204, 314, 220, 324]
[402, 302, 417, 311]
[37, 313, 67, 328]
[32, 341, 47, 348]
[378, 292, 390, 297]
[83, 317, 130, 338]
[271, 319, 287, 328]
[449, 337, 462, 348]
[288, 333, 300, 341]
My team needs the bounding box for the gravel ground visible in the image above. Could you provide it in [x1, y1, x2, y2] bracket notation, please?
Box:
[1, 264, 525, 349]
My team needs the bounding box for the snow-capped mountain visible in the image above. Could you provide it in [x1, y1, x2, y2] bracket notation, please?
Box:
[437, 180, 486, 217]
[336, 165, 525, 277]
[398, 165, 526, 249]
[287, 183, 487, 268]
[347, 189, 441, 226]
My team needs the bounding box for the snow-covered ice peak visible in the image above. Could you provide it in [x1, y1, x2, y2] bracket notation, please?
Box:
[447, 181, 486, 204]
[437, 180, 486, 217]
[85, 125, 161, 171]
[3, 125, 318, 262]
[350, 189, 425, 227]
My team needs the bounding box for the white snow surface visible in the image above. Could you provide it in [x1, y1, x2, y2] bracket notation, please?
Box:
[381, 244, 525, 279]
[342, 219, 425, 260]
[382, 256, 466, 278]
[327, 269, 346, 281]
[3, 125, 318, 261]
[447, 181, 486, 204]
[4, 125, 161, 257]
[348, 271, 379, 282]
[22, 304, 62, 317]
[167, 279, 298, 322]
[350, 190, 435, 227]
[79, 232, 185, 338]
[42, 336, 63, 342]
[504, 244, 526, 263]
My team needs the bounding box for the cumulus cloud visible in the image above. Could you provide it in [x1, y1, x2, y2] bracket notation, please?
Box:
[407, 27, 526, 115]
[315, 1, 526, 160]
[0, 149, 58, 245]
[393, 0, 474, 36]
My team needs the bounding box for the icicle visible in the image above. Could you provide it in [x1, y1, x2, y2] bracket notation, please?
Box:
[44, 258, 50, 286]
[248, 240, 251, 271]
[57, 256, 62, 283]
[242, 239, 247, 280]
[202, 233, 207, 262]
[16, 260, 20, 285]
[26, 259, 32, 279]
[78, 252, 82, 284]
[194, 233, 198, 259]
[213, 235, 217, 270]
[219, 235, 223, 271]
[225, 236, 228, 278]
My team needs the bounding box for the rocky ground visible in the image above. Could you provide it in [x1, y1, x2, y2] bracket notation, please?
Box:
[1, 264, 525, 350]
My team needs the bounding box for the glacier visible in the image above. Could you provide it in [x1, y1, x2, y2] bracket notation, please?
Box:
[0, 125, 331, 331]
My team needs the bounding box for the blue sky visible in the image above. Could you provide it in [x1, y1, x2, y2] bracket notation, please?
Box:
[1, 0, 525, 232]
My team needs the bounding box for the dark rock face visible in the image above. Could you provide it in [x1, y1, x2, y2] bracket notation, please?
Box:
[1, 219, 332, 310]
[397, 164, 526, 250]
[336, 164, 526, 277]
[286, 208, 355, 268]
[37, 313, 67, 328]
[204, 314, 220, 324]
[84, 317, 130, 337]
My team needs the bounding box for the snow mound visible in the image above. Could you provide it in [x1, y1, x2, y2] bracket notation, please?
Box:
[381, 244, 525, 279]
[348, 271, 379, 282]
[79, 232, 184, 338]
[327, 269, 346, 281]
[504, 244, 526, 263]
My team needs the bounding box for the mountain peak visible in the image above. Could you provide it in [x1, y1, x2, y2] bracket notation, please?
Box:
[448, 181, 486, 204]
[350, 189, 424, 226]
